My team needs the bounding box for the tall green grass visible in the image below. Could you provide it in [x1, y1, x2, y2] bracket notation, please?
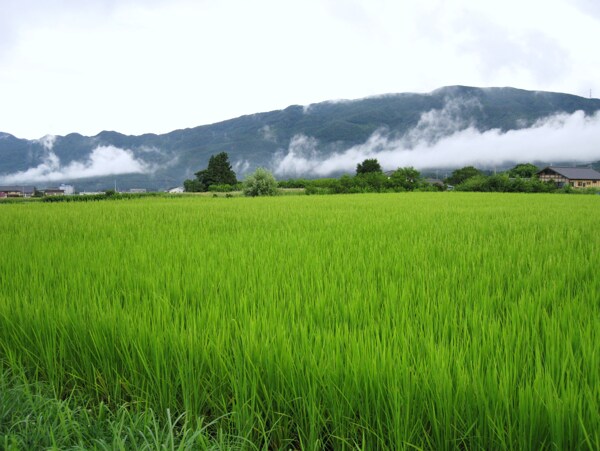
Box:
[0, 368, 242, 450]
[0, 193, 598, 449]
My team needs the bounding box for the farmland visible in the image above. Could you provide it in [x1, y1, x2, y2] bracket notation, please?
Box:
[0, 193, 598, 449]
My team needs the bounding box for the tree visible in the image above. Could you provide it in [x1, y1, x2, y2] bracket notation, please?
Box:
[444, 166, 482, 185]
[508, 163, 538, 178]
[454, 175, 488, 192]
[390, 167, 421, 191]
[243, 168, 279, 197]
[356, 158, 382, 175]
[190, 152, 237, 191]
[183, 178, 204, 192]
[355, 171, 388, 192]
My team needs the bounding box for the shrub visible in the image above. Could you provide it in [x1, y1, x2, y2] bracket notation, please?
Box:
[208, 184, 234, 192]
[242, 168, 279, 197]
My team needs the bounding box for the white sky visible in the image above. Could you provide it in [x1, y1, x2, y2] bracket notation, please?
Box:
[1, 0, 599, 140]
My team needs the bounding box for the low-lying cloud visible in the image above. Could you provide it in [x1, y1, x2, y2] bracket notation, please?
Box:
[0, 141, 153, 184]
[273, 109, 600, 177]
[233, 159, 251, 175]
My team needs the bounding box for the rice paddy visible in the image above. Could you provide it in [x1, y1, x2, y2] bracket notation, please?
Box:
[0, 193, 598, 449]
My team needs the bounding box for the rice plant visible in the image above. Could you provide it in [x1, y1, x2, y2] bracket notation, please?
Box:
[0, 193, 598, 449]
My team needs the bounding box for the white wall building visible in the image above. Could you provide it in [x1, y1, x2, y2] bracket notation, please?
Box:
[59, 184, 75, 195]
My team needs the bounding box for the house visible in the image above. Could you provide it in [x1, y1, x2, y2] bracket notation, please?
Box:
[537, 167, 600, 188]
[0, 186, 36, 197]
[167, 186, 184, 194]
[43, 189, 65, 196]
[59, 184, 75, 195]
[129, 188, 147, 193]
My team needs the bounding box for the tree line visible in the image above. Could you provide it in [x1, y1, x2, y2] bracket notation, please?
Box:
[444, 163, 579, 193]
[280, 161, 597, 194]
[184, 153, 598, 196]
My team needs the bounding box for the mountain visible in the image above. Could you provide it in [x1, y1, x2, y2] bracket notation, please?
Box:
[1, 86, 600, 191]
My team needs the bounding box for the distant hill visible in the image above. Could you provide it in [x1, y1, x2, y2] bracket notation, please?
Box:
[1, 86, 600, 191]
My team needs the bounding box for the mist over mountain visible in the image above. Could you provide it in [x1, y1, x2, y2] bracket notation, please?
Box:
[1, 86, 600, 191]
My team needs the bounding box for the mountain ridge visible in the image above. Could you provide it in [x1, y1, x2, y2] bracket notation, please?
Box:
[1, 86, 600, 191]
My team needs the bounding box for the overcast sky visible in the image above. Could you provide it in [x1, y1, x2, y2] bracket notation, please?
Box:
[1, 0, 599, 139]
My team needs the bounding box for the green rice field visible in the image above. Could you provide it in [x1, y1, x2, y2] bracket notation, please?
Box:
[0, 193, 598, 449]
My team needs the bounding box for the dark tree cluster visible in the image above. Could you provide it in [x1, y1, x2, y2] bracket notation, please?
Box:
[444, 166, 482, 186]
[291, 159, 440, 194]
[356, 159, 382, 175]
[279, 160, 592, 195]
[444, 163, 577, 193]
[184, 152, 238, 192]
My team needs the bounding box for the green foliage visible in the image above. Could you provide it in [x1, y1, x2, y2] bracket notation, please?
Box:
[0, 370, 237, 449]
[390, 167, 421, 191]
[454, 175, 488, 191]
[278, 179, 307, 189]
[278, 178, 339, 189]
[559, 182, 574, 194]
[302, 167, 423, 194]
[207, 184, 235, 192]
[42, 193, 107, 202]
[40, 192, 167, 203]
[444, 166, 482, 185]
[354, 171, 388, 191]
[242, 168, 279, 197]
[183, 178, 204, 193]
[0, 195, 599, 448]
[508, 163, 539, 178]
[189, 152, 237, 192]
[205, 152, 238, 186]
[304, 185, 332, 195]
[356, 158, 382, 175]
[207, 169, 595, 197]
[580, 187, 600, 195]
[455, 175, 557, 193]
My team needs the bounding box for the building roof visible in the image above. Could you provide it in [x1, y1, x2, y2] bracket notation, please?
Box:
[538, 167, 600, 180]
[0, 186, 36, 194]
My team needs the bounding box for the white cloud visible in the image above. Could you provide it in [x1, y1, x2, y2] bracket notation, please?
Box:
[457, 20, 570, 84]
[36, 134, 57, 151]
[572, 0, 600, 19]
[0, 145, 152, 184]
[259, 125, 277, 143]
[0, 0, 599, 138]
[403, 96, 481, 146]
[272, 135, 323, 178]
[233, 159, 251, 175]
[273, 110, 600, 177]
